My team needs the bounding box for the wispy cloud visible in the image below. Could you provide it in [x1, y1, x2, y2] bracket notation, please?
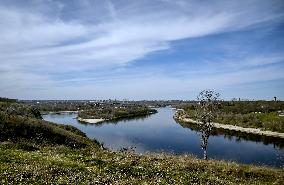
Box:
[0, 0, 284, 99]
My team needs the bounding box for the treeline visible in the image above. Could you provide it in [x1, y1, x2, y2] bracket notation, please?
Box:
[219, 101, 284, 114]
[178, 101, 284, 113]
[22, 100, 193, 112]
[0, 97, 17, 103]
[23, 101, 85, 112]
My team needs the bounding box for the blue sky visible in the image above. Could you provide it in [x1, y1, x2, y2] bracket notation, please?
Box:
[0, 0, 284, 100]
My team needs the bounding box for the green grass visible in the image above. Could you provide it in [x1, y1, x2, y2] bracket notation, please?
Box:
[215, 112, 284, 132]
[258, 112, 284, 132]
[0, 144, 283, 184]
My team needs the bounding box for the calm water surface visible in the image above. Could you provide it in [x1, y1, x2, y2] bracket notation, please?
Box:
[43, 108, 284, 167]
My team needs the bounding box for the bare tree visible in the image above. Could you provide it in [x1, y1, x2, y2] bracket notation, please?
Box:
[196, 90, 220, 160]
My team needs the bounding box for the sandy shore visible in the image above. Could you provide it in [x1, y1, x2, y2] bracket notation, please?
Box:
[174, 113, 284, 139]
[77, 117, 105, 124]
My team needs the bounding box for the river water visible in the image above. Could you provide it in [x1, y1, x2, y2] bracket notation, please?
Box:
[43, 108, 284, 167]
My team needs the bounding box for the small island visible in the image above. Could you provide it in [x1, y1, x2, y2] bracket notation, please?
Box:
[77, 105, 157, 123]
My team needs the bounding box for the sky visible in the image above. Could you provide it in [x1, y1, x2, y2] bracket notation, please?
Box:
[0, 0, 284, 100]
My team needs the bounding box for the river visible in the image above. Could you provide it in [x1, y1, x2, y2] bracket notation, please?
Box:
[43, 107, 284, 167]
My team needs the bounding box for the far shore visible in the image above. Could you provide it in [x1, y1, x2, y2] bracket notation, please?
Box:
[174, 113, 284, 139]
[41, 110, 79, 115]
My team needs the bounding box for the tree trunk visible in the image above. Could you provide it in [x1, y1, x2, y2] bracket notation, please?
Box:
[203, 147, 207, 160]
[201, 130, 209, 160]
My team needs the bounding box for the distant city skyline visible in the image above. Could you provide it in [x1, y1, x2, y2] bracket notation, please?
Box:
[0, 0, 284, 100]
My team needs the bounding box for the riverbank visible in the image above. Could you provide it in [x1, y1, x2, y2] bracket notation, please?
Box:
[176, 101, 284, 133]
[174, 112, 284, 139]
[41, 110, 78, 115]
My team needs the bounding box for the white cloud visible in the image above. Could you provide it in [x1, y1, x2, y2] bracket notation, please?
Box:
[0, 9, 88, 51]
[0, 0, 283, 99]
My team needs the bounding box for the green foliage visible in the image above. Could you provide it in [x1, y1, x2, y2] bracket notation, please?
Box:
[0, 102, 95, 148]
[56, 124, 87, 137]
[0, 102, 42, 119]
[219, 101, 284, 114]
[0, 113, 93, 148]
[258, 112, 284, 132]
